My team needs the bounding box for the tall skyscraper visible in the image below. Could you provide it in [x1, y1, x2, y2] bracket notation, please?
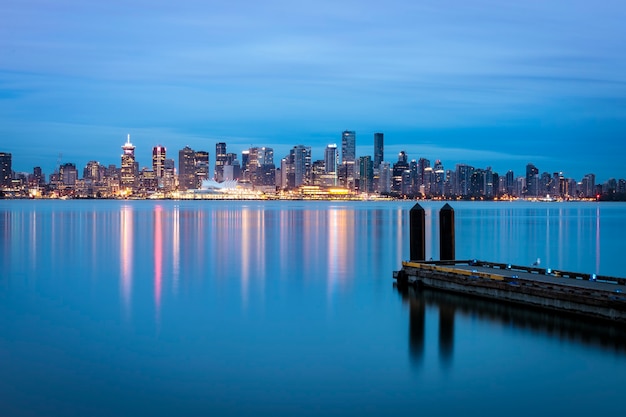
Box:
[195, 150, 210, 188]
[379, 161, 391, 193]
[324, 144, 338, 174]
[152, 145, 166, 178]
[120, 135, 137, 192]
[291, 145, 311, 187]
[525, 163, 539, 197]
[358, 156, 373, 193]
[373, 133, 384, 168]
[178, 146, 196, 191]
[215, 142, 227, 182]
[0, 152, 12, 188]
[341, 130, 356, 188]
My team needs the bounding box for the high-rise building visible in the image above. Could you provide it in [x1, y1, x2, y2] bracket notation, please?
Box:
[152, 145, 166, 178]
[455, 164, 474, 197]
[291, 145, 311, 187]
[195, 150, 210, 188]
[373, 133, 384, 168]
[324, 144, 338, 174]
[322, 144, 338, 187]
[358, 156, 373, 193]
[0, 152, 12, 188]
[60, 163, 78, 187]
[178, 146, 196, 190]
[341, 130, 356, 188]
[215, 142, 227, 182]
[247, 147, 275, 187]
[505, 170, 515, 196]
[525, 163, 539, 197]
[379, 161, 391, 193]
[120, 135, 137, 192]
[392, 151, 409, 193]
[84, 161, 104, 184]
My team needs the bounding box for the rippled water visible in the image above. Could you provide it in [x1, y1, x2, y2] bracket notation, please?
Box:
[1, 200, 625, 416]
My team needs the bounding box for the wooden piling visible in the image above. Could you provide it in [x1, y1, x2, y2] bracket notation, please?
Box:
[410, 203, 425, 261]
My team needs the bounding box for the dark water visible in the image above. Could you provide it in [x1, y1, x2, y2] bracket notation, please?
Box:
[1, 200, 625, 416]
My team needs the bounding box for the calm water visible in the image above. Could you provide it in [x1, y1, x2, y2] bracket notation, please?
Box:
[1, 200, 625, 416]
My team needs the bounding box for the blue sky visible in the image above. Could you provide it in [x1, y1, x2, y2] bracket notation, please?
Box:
[1, 0, 625, 181]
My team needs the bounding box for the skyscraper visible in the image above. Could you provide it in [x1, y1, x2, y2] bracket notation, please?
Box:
[215, 142, 227, 182]
[195, 150, 210, 188]
[152, 145, 166, 178]
[374, 133, 384, 168]
[526, 163, 539, 197]
[358, 156, 373, 193]
[291, 145, 311, 187]
[324, 144, 338, 174]
[0, 152, 12, 188]
[341, 130, 356, 188]
[120, 135, 137, 192]
[178, 146, 196, 191]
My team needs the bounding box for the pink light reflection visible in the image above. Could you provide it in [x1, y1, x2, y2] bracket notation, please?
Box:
[120, 205, 133, 314]
[154, 205, 163, 319]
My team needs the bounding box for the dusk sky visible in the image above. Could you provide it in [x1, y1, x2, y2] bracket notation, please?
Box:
[2, 0, 625, 181]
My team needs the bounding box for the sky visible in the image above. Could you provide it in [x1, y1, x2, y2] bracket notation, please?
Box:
[1, 0, 625, 182]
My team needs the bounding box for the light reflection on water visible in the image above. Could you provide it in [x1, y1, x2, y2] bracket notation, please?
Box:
[0, 200, 625, 416]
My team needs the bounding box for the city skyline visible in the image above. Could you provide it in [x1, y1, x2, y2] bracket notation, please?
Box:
[1, 132, 619, 201]
[2, 1, 625, 180]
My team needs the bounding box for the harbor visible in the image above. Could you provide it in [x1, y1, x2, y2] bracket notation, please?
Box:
[394, 203, 626, 322]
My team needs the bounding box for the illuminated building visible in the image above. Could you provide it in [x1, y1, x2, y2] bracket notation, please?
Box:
[341, 130, 356, 188]
[152, 146, 166, 178]
[178, 146, 196, 190]
[0, 152, 12, 188]
[195, 150, 210, 188]
[358, 156, 373, 193]
[215, 142, 227, 182]
[120, 135, 137, 192]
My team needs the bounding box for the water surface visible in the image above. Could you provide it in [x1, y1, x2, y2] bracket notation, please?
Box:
[1, 200, 625, 416]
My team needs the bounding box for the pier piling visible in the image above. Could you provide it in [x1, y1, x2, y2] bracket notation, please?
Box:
[410, 203, 426, 261]
[439, 203, 455, 261]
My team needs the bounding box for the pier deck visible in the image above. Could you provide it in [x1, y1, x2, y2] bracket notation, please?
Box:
[394, 260, 626, 322]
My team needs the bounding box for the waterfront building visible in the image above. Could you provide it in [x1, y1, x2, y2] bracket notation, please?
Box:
[0, 152, 12, 188]
[373, 133, 384, 168]
[455, 164, 474, 197]
[152, 146, 166, 179]
[32, 166, 45, 187]
[392, 151, 409, 193]
[223, 161, 240, 182]
[139, 169, 158, 192]
[379, 162, 391, 193]
[311, 160, 325, 186]
[525, 163, 539, 197]
[433, 160, 445, 196]
[195, 151, 210, 188]
[291, 145, 311, 187]
[120, 135, 137, 192]
[178, 146, 196, 191]
[163, 158, 176, 191]
[341, 130, 356, 189]
[358, 156, 373, 193]
[581, 173, 596, 198]
[505, 170, 515, 196]
[215, 142, 227, 182]
[60, 163, 78, 187]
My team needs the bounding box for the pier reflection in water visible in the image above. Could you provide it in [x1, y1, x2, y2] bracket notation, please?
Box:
[397, 284, 626, 365]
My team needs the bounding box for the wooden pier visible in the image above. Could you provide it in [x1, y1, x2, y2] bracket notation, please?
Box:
[394, 260, 626, 322]
[394, 203, 626, 323]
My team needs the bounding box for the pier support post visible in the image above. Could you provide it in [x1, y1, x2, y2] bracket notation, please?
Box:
[410, 203, 426, 261]
[439, 203, 455, 261]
